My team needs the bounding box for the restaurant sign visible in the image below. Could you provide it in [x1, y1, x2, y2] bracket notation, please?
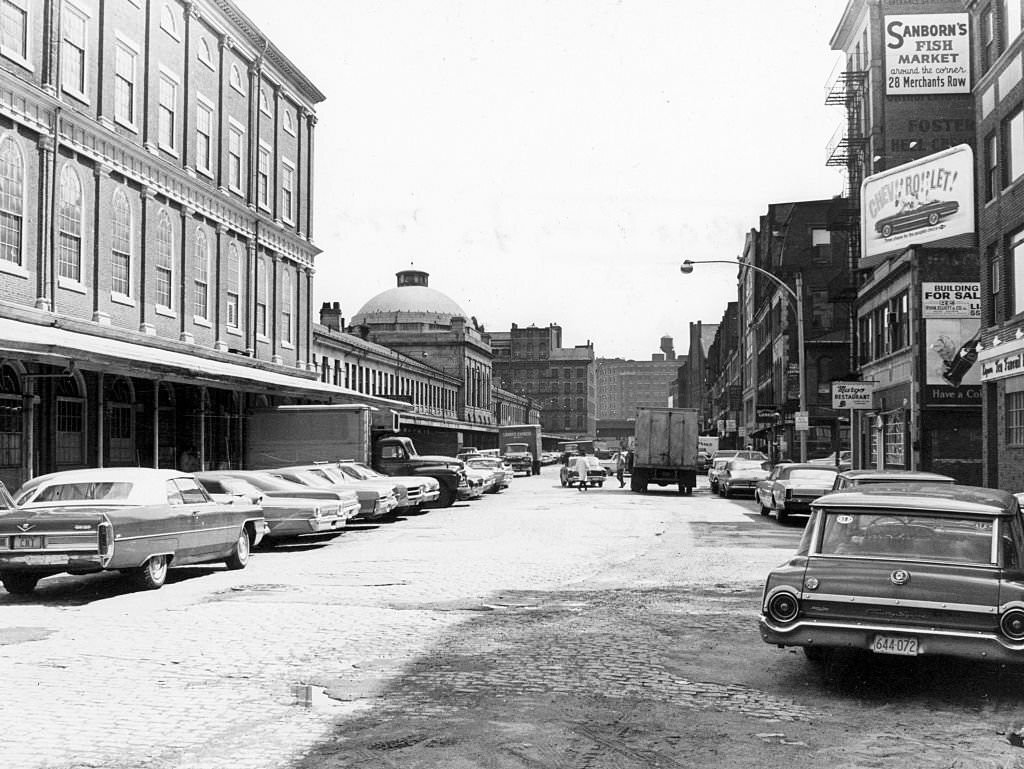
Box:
[831, 381, 874, 409]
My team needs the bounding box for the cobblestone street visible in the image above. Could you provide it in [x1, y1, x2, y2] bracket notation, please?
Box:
[5, 476, 1024, 768]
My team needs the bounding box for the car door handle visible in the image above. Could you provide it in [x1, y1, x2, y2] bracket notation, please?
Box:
[191, 510, 201, 518]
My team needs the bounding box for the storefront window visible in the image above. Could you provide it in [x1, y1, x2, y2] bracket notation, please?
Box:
[884, 413, 905, 466]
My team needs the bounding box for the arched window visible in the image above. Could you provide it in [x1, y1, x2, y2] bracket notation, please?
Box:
[283, 110, 294, 135]
[193, 228, 210, 319]
[0, 136, 24, 265]
[256, 257, 268, 337]
[160, 4, 177, 37]
[0, 364, 21, 469]
[259, 88, 270, 115]
[226, 242, 241, 330]
[197, 37, 213, 67]
[229, 64, 243, 93]
[58, 165, 83, 281]
[106, 377, 135, 466]
[111, 189, 131, 295]
[155, 210, 173, 308]
[280, 269, 293, 344]
[55, 374, 85, 467]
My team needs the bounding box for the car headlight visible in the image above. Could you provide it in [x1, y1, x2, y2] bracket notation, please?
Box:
[765, 589, 800, 624]
[1000, 608, 1024, 641]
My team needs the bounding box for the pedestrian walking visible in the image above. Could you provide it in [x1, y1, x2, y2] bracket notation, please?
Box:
[573, 451, 590, 491]
[615, 450, 626, 488]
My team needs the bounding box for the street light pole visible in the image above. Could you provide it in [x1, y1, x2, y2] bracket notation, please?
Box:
[680, 259, 808, 462]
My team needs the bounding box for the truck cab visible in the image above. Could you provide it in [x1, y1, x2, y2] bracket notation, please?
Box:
[372, 436, 467, 507]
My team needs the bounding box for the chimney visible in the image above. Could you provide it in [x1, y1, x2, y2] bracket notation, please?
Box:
[320, 301, 345, 331]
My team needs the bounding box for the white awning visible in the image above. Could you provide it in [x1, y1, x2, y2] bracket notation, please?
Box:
[0, 316, 406, 406]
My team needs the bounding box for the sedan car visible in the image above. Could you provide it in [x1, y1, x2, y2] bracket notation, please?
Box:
[707, 457, 731, 494]
[269, 465, 399, 521]
[2, 468, 264, 594]
[759, 485, 1024, 670]
[559, 456, 606, 488]
[196, 471, 360, 541]
[875, 199, 959, 238]
[466, 457, 510, 492]
[755, 464, 838, 523]
[335, 461, 441, 510]
[718, 459, 771, 498]
[831, 469, 955, 492]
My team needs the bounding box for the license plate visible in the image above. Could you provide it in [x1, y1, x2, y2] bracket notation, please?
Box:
[871, 634, 919, 656]
[12, 535, 43, 549]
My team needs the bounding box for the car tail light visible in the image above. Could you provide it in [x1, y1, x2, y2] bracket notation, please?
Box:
[97, 521, 113, 559]
[1000, 608, 1024, 641]
[765, 589, 800, 624]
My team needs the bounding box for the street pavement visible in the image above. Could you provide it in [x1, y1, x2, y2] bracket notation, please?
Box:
[4, 474, 1024, 768]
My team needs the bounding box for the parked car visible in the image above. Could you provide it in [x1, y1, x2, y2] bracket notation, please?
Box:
[196, 471, 360, 541]
[458, 472, 486, 500]
[759, 484, 1024, 670]
[707, 457, 731, 494]
[831, 469, 955, 492]
[268, 465, 399, 521]
[2, 468, 264, 594]
[465, 457, 510, 492]
[874, 199, 959, 238]
[807, 451, 853, 471]
[755, 463, 839, 523]
[464, 461, 500, 494]
[335, 460, 441, 510]
[559, 456, 606, 488]
[718, 459, 771, 498]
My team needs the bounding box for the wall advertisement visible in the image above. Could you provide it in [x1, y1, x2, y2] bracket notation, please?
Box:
[922, 282, 980, 319]
[861, 144, 974, 260]
[884, 13, 970, 95]
[923, 317, 982, 404]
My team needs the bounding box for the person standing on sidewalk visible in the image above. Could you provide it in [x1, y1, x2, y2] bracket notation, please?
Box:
[615, 451, 627, 488]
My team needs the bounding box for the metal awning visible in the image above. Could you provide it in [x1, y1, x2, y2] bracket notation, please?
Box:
[0, 315, 406, 406]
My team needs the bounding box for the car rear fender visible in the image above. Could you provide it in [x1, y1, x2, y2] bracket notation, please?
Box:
[761, 557, 809, 611]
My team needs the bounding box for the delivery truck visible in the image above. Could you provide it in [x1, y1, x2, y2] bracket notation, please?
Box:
[245, 405, 466, 507]
[498, 424, 543, 475]
[630, 407, 699, 495]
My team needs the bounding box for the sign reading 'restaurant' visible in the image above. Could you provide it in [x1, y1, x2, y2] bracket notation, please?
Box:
[885, 13, 970, 95]
[832, 382, 874, 410]
[861, 144, 974, 260]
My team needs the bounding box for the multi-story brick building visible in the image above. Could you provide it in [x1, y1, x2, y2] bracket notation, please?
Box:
[0, 0, 345, 488]
[967, 0, 1024, 489]
[595, 337, 683, 420]
[491, 322, 596, 437]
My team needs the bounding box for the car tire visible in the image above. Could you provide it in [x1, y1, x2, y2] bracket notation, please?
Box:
[928, 212, 940, 226]
[1, 572, 39, 594]
[759, 500, 770, 517]
[881, 223, 893, 237]
[776, 507, 789, 524]
[224, 528, 251, 570]
[722, 484, 731, 499]
[436, 486, 456, 508]
[131, 554, 169, 590]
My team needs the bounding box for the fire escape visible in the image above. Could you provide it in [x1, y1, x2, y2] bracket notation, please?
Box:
[824, 58, 868, 375]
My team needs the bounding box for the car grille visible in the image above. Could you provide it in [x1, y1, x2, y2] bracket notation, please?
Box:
[406, 487, 422, 502]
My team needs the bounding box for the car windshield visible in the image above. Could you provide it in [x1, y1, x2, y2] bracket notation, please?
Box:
[784, 469, 838, 483]
[818, 512, 998, 565]
[729, 460, 768, 471]
[33, 481, 133, 503]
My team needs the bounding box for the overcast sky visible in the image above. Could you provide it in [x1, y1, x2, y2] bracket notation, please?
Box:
[241, 0, 847, 360]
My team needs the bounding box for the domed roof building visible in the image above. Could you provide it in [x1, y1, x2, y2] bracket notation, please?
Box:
[349, 270, 468, 329]
[342, 270, 496, 426]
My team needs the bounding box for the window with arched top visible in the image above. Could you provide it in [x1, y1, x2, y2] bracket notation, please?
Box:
[197, 37, 213, 68]
[0, 136, 24, 266]
[55, 374, 85, 467]
[226, 241, 241, 330]
[160, 4, 177, 38]
[283, 110, 294, 135]
[256, 258, 268, 337]
[280, 269, 293, 344]
[111, 189, 131, 295]
[106, 377, 135, 466]
[193, 228, 210, 319]
[155, 210, 173, 308]
[58, 165, 83, 281]
[259, 88, 270, 115]
[229, 64, 243, 93]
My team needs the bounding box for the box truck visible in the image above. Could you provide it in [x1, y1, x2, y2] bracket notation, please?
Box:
[498, 424, 542, 475]
[630, 407, 699, 495]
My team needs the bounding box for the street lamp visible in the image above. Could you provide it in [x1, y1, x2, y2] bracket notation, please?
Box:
[680, 259, 807, 462]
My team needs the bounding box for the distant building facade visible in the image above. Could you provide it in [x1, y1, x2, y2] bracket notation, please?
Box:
[596, 337, 684, 420]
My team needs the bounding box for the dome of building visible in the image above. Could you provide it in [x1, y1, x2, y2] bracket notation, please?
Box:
[350, 270, 468, 327]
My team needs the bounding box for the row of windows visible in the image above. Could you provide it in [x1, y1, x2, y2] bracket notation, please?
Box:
[0, 1, 305, 223]
[0, 136, 297, 343]
[857, 292, 910, 365]
[512, 381, 586, 394]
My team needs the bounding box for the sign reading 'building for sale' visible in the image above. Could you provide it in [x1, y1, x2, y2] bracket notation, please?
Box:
[884, 13, 970, 95]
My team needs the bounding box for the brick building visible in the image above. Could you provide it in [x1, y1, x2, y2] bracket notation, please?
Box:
[595, 336, 683, 420]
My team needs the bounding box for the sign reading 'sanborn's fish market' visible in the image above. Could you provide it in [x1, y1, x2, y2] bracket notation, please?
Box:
[885, 14, 970, 95]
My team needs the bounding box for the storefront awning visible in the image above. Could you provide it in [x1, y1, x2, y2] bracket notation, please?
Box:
[0, 315, 407, 407]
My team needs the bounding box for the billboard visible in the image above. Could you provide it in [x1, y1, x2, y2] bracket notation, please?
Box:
[884, 14, 970, 95]
[861, 144, 974, 260]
